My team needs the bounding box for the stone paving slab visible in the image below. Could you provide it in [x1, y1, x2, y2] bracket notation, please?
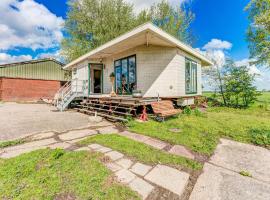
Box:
[67, 137, 89, 144]
[115, 169, 136, 184]
[189, 163, 270, 200]
[95, 146, 112, 153]
[116, 158, 133, 169]
[74, 147, 90, 151]
[97, 126, 119, 134]
[118, 131, 151, 143]
[130, 162, 152, 177]
[129, 177, 154, 200]
[143, 138, 167, 150]
[105, 151, 124, 161]
[210, 139, 270, 183]
[0, 145, 48, 158]
[59, 129, 97, 141]
[145, 164, 189, 196]
[30, 132, 55, 140]
[88, 143, 103, 150]
[105, 162, 123, 172]
[169, 145, 195, 160]
[47, 142, 72, 149]
[3, 138, 57, 152]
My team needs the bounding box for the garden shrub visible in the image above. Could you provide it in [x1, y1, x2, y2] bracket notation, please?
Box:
[183, 106, 192, 115]
[249, 129, 270, 148]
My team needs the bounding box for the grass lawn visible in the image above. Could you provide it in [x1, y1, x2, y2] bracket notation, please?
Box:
[0, 149, 139, 200]
[127, 93, 270, 155]
[80, 134, 202, 170]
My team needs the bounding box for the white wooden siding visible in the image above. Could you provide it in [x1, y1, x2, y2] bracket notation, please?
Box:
[71, 45, 202, 98]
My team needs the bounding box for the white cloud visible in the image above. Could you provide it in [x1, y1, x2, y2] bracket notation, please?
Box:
[36, 50, 63, 62]
[203, 39, 232, 51]
[124, 0, 187, 14]
[0, 0, 64, 51]
[235, 58, 262, 75]
[235, 58, 270, 90]
[0, 53, 32, 65]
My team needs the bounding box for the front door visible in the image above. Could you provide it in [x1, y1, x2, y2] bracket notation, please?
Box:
[93, 69, 101, 93]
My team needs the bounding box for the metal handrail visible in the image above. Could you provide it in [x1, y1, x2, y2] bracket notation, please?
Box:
[57, 78, 89, 111]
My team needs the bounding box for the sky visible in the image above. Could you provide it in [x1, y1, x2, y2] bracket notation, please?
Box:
[0, 0, 269, 90]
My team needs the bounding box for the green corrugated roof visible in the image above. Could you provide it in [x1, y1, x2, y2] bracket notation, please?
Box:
[0, 58, 70, 81]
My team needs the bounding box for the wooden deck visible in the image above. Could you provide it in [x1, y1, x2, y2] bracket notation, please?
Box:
[73, 96, 159, 121]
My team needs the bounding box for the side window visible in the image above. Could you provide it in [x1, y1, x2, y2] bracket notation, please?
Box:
[185, 58, 197, 94]
[73, 68, 77, 76]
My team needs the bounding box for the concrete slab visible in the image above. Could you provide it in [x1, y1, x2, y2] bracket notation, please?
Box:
[105, 162, 122, 172]
[116, 158, 133, 169]
[145, 164, 189, 196]
[3, 138, 57, 152]
[30, 132, 55, 140]
[118, 131, 150, 143]
[0, 103, 90, 141]
[95, 146, 112, 153]
[88, 120, 113, 127]
[169, 145, 195, 160]
[115, 169, 136, 184]
[0, 145, 48, 158]
[129, 177, 154, 200]
[189, 163, 270, 200]
[88, 143, 103, 150]
[130, 162, 152, 177]
[97, 126, 119, 134]
[74, 147, 90, 151]
[59, 129, 97, 141]
[105, 151, 124, 161]
[143, 138, 168, 150]
[47, 142, 72, 149]
[67, 137, 88, 144]
[210, 139, 270, 183]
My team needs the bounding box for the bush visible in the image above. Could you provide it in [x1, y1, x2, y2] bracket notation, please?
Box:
[183, 106, 192, 115]
[249, 129, 270, 148]
[52, 148, 65, 159]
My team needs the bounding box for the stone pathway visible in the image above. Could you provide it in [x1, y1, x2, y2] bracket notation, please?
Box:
[85, 143, 190, 199]
[0, 123, 193, 200]
[118, 131, 195, 160]
[189, 139, 270, 200]
[1, 119, 269, 200]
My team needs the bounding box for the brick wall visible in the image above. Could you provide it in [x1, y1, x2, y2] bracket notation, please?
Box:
[0, 77, 61, 101]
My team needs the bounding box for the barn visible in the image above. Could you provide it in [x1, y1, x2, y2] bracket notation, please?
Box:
[0, 58, 70, 102]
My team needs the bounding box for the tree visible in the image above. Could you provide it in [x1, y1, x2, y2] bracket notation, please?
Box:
[245, 0, 270, 67]
[202, 51, 228, 105]
[203, 57, 260, 108]
[62, 0, 195, 62]
[223, 62, 260, 108]
[61, 0, 136, 62]
[137, 0, 195, 44]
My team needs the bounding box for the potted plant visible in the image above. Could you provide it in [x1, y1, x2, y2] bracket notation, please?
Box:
[109, 72, 115, 82]
[132, 90, 142, 98]
[109, 72, 116, 97]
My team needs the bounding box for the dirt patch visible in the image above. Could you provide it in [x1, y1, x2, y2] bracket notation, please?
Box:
[146, 187, 181, 200]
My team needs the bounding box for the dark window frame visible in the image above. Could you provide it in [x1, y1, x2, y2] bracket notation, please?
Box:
[114, 55, 137, 95]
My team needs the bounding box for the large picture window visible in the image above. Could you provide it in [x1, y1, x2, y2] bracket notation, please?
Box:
[114, 55, 136, 94]
[185, 58, 197, 94]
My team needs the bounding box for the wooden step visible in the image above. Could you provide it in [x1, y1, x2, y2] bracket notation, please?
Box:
[75, 108, 128, 122]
